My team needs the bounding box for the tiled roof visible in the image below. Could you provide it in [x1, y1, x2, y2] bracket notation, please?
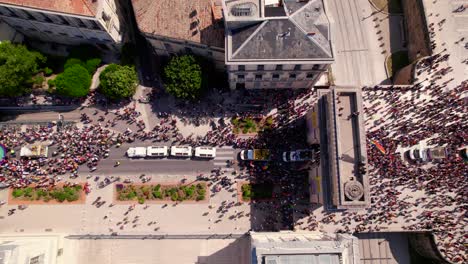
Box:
[132, 0, 225, 48]
[0, 0, 98, 17]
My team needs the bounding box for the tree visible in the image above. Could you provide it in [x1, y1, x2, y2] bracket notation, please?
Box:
[0, 41, 45, 97]
[99, 64, 138, 99]
[164, 55, 202, 100]
[54, 65, 91, 97]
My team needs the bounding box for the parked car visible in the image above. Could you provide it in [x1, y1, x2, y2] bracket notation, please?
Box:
[126, 147, 147, 158]
[407, 148, 428, 162]
[194, 147, 216, 159]
[170, 146, 192, 158]
[282, 149, 317, 162]
[146, 146, 168, 158]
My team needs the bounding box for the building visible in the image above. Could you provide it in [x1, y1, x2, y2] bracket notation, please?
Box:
[131, 0, 226, 71]
[251, 231, 360, 264]
[223, 0, 334, 89]
[315, 87, 369, 210]
[0, 0, 123, 51]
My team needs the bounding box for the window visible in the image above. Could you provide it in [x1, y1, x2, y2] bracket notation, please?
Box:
[272, 74, 279, 80]
[276, 65, 283, 71]
[207, 51, 213, 56]
[312, 65, 320, 70]
[90, 20, 101, 30]
[75, 35, 84, 39]
[185, 47, 193, 53]
[289, 73, 296, 79]
[23, 10, 35, 20]
[59, 16, 70, 25]
[4, 7, 18, 17]
[43, 15, 53, 23]
[257, 65, 264, 71]
[59, 32, 67, 36]
[238, 65, 245, 71]
[237, 74, 245, 80]
[255, 74, 262, 80]
[294, 65, 301, 71]
[306, 73, 314, 79]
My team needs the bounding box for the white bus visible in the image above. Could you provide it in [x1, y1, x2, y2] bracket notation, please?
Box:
[194, 147, 216, 159]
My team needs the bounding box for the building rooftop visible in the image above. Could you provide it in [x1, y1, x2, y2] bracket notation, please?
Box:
[226, 0, 333, 62]
[0, 0, 98, 17]
[132, 0, 225, 48]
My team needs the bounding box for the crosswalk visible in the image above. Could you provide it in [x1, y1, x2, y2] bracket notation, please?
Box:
[213, 147, 236, 171]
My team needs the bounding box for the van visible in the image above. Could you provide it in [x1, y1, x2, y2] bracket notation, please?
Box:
[127, 147, 147, 158]
[170, 146, 192, 158]
[146, 146, 168, 158]
[194, 147, 216, 159]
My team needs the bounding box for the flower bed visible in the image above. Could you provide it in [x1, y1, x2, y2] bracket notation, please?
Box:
[9, 184, 85, 204]
[116, 182, 208, 204]
[231, 116, 274, 134]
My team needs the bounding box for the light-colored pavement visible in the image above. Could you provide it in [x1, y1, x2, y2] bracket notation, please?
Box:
[63, 237, 251, 264]
[326, 0, 387, 86]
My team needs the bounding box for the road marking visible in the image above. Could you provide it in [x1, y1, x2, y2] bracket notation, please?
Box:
[214, 156, 232, 160]
[213, 162, 228, 166]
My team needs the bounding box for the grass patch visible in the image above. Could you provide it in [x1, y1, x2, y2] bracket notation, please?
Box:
[11, 185, 82, 203]
[370, 0, 403, 14]
[241, 182, 273, 201]
[117, 183, 207, 203]
[386, 50, 410, 77]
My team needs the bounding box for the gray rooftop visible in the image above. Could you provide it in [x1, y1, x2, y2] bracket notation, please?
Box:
[226, 0, 333, 62]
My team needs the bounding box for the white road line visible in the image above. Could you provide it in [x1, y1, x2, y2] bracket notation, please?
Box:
[214, 156, 232, 160]
[213, 162, 228, 166]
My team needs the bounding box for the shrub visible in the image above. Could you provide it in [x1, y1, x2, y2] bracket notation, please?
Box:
[47, 79, 56, 88]
[138, 197, 145, 204]
[85, 58, 101, 74]
[196, 194, 205, 201]
[32, 75, 45, 86]
[43, 67, 53, 76]
[64, 58, 83, 70]
[23, 187, 33, 198]
[170, 192, 179, 201]
[54, 64, 91, 97]
[12, 189, 24, 198]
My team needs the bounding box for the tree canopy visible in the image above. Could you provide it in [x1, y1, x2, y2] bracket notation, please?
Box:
[54, 65, 91, 97]
[99, 64, 138, 99]
[0, 41, 45, 97]
[164, 55, 202, 100]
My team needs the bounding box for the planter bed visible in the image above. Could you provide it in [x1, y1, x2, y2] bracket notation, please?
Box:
[8, 183, 86, 204]
[115, 182, 209, 204]
[237, 181, 274, 202]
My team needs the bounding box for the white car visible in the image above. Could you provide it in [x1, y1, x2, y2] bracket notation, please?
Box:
[146, 146, 168, 158]
[194, 147, 216, 159]
[170, 146, 192, 158]
[126, 147, 147, 158]
[407, 148, 428, 162]
[282, 149, 316, 162]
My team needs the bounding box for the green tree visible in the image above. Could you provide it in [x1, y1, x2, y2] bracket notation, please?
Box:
[0, 42, 45, 97]
[54, 65, 91, 97]
[99, 64, 138, 99]
[164, 55, 202, 100]
[64, 57, 101, 74]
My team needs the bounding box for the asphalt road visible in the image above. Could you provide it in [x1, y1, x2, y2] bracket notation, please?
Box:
[39, 143, 240, 176]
